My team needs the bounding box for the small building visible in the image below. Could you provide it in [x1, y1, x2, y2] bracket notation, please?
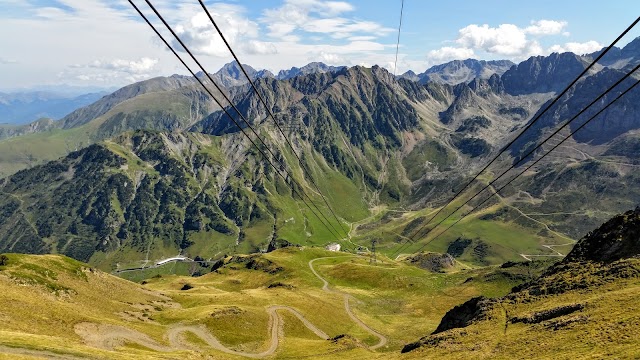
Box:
[325, 243, 341, 252]
[155, 256, 190, 266]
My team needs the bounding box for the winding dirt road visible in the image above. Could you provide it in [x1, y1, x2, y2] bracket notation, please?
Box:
[63, 255, 387, 358]
[74, 304, 328, 358]
[309, 257, 388, 350]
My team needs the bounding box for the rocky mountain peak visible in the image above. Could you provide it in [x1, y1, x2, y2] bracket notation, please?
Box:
[501, 52, 587, 95]
[418, 58, 514, 85]
[277, 62, 346, 80]
[216, 61, 257, 79]
[399, 70, 419, 82]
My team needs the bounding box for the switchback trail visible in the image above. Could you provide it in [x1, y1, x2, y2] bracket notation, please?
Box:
[60, 255, 388, 358]
[71, 255, 387, 358]
[308, 257, 388, 350]
[74, 305, 328, 359]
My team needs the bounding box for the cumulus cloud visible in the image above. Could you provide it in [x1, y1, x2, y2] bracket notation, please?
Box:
[525, 20, 567, 35]
[427, 46, 475, 62]
[172, 5, 270, 57]
[74, 57, 159, 74]
[548, 40, 603, 55]
[261, 0, 392, 41]
[243, 40, 278, 55]
[456, 23, 534, 56]
[313, 51, 345, 64]
[426, 19, 595, 64]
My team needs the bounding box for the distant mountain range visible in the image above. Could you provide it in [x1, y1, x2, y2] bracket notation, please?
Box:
[401, 59, 515, 85]
[0, 91, 108, 125]
[199, 61, 347, 88]
[2, 37, 640, 270]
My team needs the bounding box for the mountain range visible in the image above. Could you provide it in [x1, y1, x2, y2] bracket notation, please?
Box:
[1, 37, 640, 271]
[401, 59, 515, 85]
[0, 90, 107, 125]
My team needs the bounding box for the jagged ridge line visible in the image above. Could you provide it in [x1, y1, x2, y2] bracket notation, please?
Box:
[197, 0, 348, 238]
[391, 16, 640, 257]
[412, 70, 640, 254]
[128, 0, 342, 242]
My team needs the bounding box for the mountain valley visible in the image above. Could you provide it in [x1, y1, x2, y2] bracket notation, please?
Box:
[1, 33, 640, 360]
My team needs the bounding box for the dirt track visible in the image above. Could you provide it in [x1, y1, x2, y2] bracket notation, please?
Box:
[309, 257, 388, 350]
[73, 304, 329, 358]
[5, 255, 385, 359]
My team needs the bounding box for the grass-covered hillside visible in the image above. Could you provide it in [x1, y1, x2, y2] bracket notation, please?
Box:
[402, 207, 640, 359]
[0, 248, 546, 359]
[0, 130, 367, 271]
[1, 209, 638, 359]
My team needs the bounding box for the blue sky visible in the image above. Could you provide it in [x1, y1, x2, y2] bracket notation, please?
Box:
[0, 0, 638, 90]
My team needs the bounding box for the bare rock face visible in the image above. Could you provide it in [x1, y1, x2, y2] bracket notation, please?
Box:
[563, 207, 640, 263]
[501, 52, 587, 95]
[405, 252, 455, 272]
[418, 59, 514, 86]
[431, 296, 496, 335]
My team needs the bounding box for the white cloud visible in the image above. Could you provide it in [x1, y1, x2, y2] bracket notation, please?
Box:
[172, 5, 270, 57]
[313, 51, 345, 64]
[84, 57, 159, 74]
[427, 46, 475, 62]
[525, 20, 567, 35]
[348, 35, 376, 41]
[548, 40, 603, 55]
[456, 23, 530, 56]
[261, 0, 392, 41]
[321, 1, 355, 15]
[0, 0, 403, 88]
[34, 6, 71, 20]
[64, 57, 159, 85]
[426, 19, 576, 64]
[243, 40, 278, 55]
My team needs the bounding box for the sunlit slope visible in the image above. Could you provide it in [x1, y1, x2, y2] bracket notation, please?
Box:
[402, 207, 640, 359]
[0, 248, 541, 359]
[0, 130, 361, 271]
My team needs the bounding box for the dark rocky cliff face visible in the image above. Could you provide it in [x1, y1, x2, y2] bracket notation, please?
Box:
[431, 296, 496, 334]
[563, 207, 640, 263]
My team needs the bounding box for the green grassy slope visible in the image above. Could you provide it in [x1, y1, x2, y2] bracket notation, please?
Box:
[0, 248, 540, 359]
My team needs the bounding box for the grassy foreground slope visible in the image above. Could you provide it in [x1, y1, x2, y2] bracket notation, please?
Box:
[0, 248, 539, 359]
[2, 209, 637, 359]
[402, 207, 640, 359]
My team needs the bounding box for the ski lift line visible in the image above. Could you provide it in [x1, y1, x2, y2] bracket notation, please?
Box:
[402, 16, 640, 245]
[197, 0, 348, 238]
[393, 0, 405, 79]
[411, 74, 640, 255]
[409, 61, 640, 242]
[391, 16, 640, 258]
[393, 60, 640, 258]
[139, 0, 344, 240]
[127, 0, 342, 242]
[143, 0, 345, 241]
